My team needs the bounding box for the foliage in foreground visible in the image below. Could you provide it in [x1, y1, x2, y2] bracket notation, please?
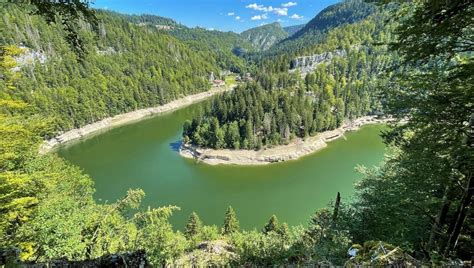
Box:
[352, 0, 473, 261]
[0, 94, 428, 266]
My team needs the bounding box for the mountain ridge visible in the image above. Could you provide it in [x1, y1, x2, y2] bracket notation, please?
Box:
[240, 22, 289, 51]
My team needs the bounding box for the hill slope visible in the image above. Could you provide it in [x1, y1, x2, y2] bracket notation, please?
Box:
[261, 0, 376, 56]
[283, 24, 305, 37]
[0, 8, 230, 132]
[169, 26, 254, 72]
[112, 11, 254, 73]
[290, 0, 376, 40]
[241, 22, 288, 51]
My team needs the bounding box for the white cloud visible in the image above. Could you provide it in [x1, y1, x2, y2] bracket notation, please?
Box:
[282, 2, 297, 7]
[290, 14, 304, 20]
[251, 14, 268, 20]
[273, 7, 288, 16]
[246, 3, 288, 16]
[235, 16, 241, 20]
[246, 3, 273, 12]
[227, 12, 235, 16]
[246, 3, 266, 11]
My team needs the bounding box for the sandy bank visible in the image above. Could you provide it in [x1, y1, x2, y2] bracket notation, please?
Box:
[179, 116, 388, 165]
[40, 86, 235, 154]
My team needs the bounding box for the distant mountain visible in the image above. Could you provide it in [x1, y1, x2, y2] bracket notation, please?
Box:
[169, 27, 254, 72]
[283, 24, 305, 37]
[289, 0, 376, 40]
[241, 22, 289, 51]
[262, 0, 376, 55]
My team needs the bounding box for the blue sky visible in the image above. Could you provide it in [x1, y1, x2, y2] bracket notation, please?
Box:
[93, 0, 340, 33]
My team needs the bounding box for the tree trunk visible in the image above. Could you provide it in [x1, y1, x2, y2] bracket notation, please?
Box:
[427, 185, 450, 252]
[333, 192, 341, 222]
[443, 172, 473, 256]
[443, 114, 474, 256]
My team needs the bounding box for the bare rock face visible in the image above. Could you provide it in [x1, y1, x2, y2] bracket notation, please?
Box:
[155, 25, 173, 30]
[197, 240, 234, 254]
[96, 46, 118, 56]
[289, 50, 346, 76]
[12, 45, 47, 72]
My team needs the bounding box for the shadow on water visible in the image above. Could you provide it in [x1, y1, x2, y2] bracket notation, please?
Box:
[169, 140, 182, 152]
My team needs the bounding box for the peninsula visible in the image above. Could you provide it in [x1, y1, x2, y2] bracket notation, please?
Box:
[180, 116, 387, 165]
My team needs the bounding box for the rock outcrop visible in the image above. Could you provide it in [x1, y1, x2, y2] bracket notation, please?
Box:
[289, 50, 346, 76]
[176, 240, 236, 266]
[11, 45, 47, 72]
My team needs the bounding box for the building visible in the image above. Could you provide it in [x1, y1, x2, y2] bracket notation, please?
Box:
[212, 80, 225, 87]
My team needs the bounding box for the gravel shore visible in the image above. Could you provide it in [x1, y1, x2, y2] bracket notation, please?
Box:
[40, 86, 234, 154]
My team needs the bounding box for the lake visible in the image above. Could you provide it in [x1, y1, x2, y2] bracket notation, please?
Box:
[58, 100, 386, 230]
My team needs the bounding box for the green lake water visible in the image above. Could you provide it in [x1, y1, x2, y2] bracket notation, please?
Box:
[57, 100, 386, 230]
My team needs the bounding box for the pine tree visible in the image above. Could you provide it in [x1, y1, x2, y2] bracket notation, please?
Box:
[184, 212, 202, 239]
[222, 206, 239, 235]
[277, 222, 290, 239]
[263, 215, 279, 234]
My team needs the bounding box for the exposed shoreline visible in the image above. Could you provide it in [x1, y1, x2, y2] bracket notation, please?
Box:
[179, 116, 388, 165]
[39, 86, 235, 154]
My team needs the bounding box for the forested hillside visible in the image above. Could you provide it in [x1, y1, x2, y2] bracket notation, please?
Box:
[168, 26, 253, 73]
[109, 11, 254, 73]
[253, 0, 377, 59]
[0, 7, 243, 136]
[283, 24, 305, 37]
[289, 0, 376, 40]
[115, 12, 179, 27]
[240, 22, 288, 51]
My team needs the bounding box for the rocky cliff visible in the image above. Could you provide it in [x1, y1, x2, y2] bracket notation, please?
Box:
[289, 49, 346, 76]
